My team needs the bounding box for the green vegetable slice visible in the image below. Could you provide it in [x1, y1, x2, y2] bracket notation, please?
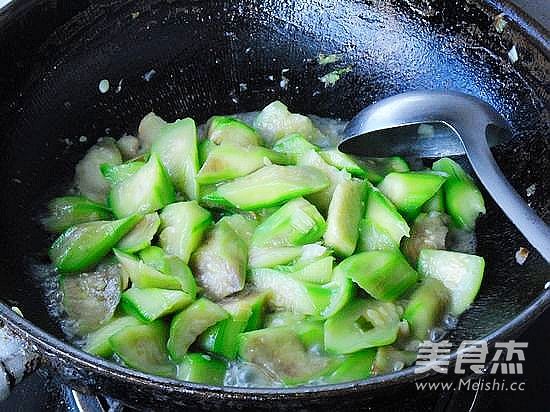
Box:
[319, 149, 366, 178]
[422, 188, 445, 213]
[218, 214, 257, 246]
[338, 250, 418, 301]
[108, 154, 175, 218]
[298, 149, 351, 213]
[109, 320, 175, 378]
[116, 212, 160, 253]
[138, 246, 169, 273]
[323, 179, 367, 257]
[204, 165, 330, 211]
[324, 349, 376, 384]
[163, 256, 198, 299]
[417, 249, 484, 316]
[403, 278, 450, 340]
[378, 172, 446, 219]
[252, 197, 326, 248]
[114, 249, 185, 291]
[152, 118, 200, 200]
[206, 116, 261, 146]
[189, 219, 248, 300]
[197, 144, 290, 185]
[248, 246, 304, 269]
[100, 161, 145, 186]
[272, 133, 319, 163]
[50, 215, 141, 272]
[176, 353, 227, 385]
[198, 291, 269, 359]
[198, 139, 216, 166]
[360, 156, 409, 184]
[159, 201, 212, 263]
[84, 315, 143, 358]
[324, 299, 401, 354]
[60, 261, 121, 335]
[357, 218, 398, 252]
[254, 100, 321, 145]
[121, 288, 193, 322]
[364, 188, 410, 245]
[432, 158, 486, 230]
[248, 268, 332, 316]
[167, 298, 228, 362]
[280, 256, 334, 284]
[42, 196, 112, 233]
[321, 267, 355, 318]
[238, 326, 333, 385]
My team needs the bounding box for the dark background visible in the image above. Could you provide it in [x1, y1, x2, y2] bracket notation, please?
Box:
[0, 0, 548, 411]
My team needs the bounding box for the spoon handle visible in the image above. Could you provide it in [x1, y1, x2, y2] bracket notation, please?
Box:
[459, 126, 550, 263]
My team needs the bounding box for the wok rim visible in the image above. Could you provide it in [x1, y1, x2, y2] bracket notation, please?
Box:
[0, 0, 549, 401]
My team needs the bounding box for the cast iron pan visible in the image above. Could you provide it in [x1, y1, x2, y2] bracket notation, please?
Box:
[0, 0, 548, 410]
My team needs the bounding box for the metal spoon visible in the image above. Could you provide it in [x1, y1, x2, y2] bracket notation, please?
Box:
[338, 90, 550, 262]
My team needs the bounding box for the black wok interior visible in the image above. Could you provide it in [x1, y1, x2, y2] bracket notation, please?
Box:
[0, 0, 548, 403]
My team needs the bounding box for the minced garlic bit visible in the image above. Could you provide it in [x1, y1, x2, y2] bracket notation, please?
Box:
[515, 247, 529, 265]
[494, 13, 508, 33]
[143, 69, 157, 82]
[98, 79, 110, 94]
[319, 66, 352, 88]
[318, 53, 343, 65]
[508, 45, 518, 64]
[526, 183, 536, 197]
[11, 306, 24, 317]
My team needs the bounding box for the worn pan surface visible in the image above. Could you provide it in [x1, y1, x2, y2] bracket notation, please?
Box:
[0, 0, 548, 410]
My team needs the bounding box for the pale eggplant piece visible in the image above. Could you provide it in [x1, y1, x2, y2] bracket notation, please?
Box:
[324, 299, 401, 354]
[359, 156, 410, 184]
[417, 249, 485, 316]
[378, 172, 446, 219]
[371, 346, 417, 375]
[206, 116, 261, 147]
[248, 268, 332, 316]
[324, 349, 376, 384]
[198, 291, 269, 359]
[50, 215, 141, 272]
[167, 298, 228, 362]
[432, 158, 486, 231]
[339, 250, 418, 301]
[189, 220, 248, 300]
[60, 260, 122, 335]
[84, 315, 143, 358]
[298, 149, 351, 213]
[42, 196, 112, 233]
[75, 137, 122, 204]
[117, 212, 160, 254]
[159, 201, 212, 263]
[323, 178, 367, 257]
[151, 118, 200, 199]
[109, 320, 175, 378]
[108, 154, 175, 218]
[272, 133, 319, 163]
[114, 249, 186, 291]
[251, 197, 326, 248]
[238, 326, 334, 386]
[356, 218, 399, 252]
[253, 100, 322, 145]
[203, 165, 330, 211]
[116, 135, 140, 160]
[197, 144, 291, 185]
[364, 188, 410, 245]
[218, 214, 258, 246]
[403, 277, 450, 340]
[176, 353, 227, 385]
[319, 149, 366, 178]
[137, 112, 167, 151]
[100, 161, 145, 186]
[402, 212, 449, 265]
[121, 287, 193, 322]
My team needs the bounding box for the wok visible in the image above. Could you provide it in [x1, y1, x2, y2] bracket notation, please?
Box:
[0, 0, 548, 410]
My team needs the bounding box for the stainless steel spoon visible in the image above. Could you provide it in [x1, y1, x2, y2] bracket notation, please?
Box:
[338, 90, 550, 262]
